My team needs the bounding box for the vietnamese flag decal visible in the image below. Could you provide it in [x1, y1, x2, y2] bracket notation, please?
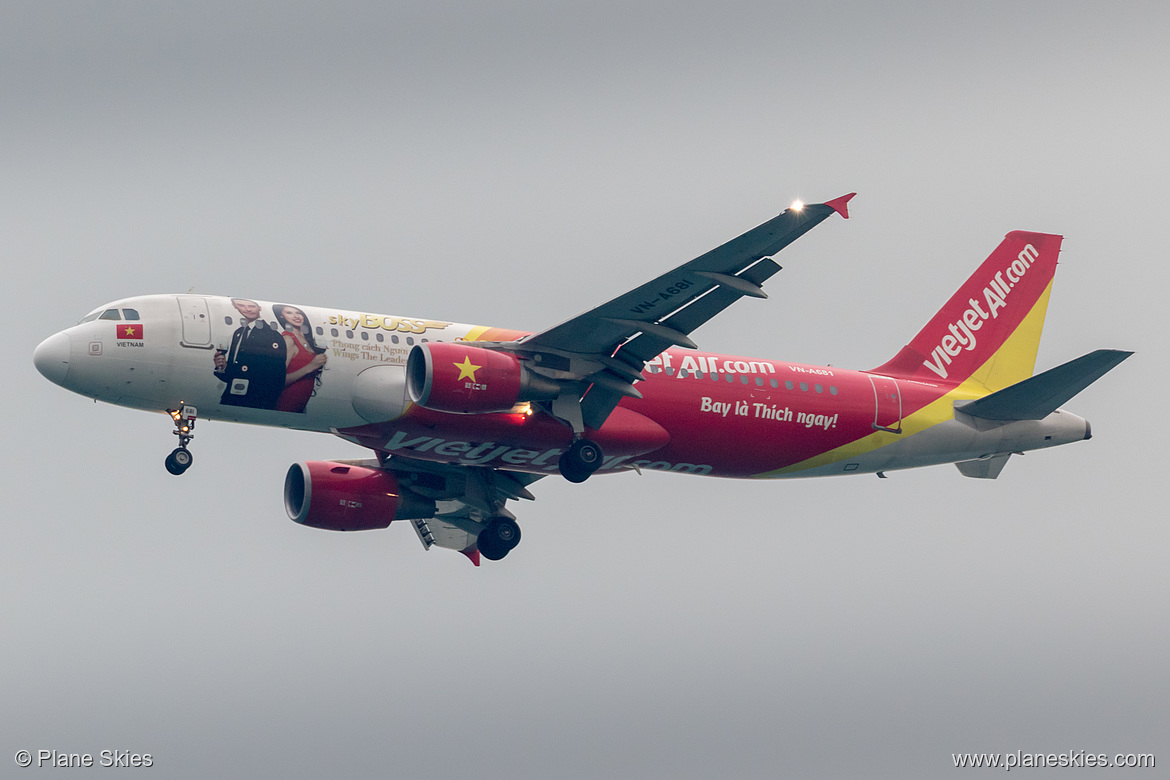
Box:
[116, 323, 144, 339]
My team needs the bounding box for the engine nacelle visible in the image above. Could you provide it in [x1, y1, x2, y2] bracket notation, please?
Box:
[406, 342, 559, 414]
[284, 461, 432, 532]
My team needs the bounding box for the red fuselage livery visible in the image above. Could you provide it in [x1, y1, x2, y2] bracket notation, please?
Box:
[34, 196, 1129, 564]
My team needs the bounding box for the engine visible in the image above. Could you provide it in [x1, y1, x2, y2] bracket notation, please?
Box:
[406, 342, 559, 414]
[284, 461, 434, 532]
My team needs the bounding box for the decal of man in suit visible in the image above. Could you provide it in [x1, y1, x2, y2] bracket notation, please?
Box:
[213, 298, 287, 409]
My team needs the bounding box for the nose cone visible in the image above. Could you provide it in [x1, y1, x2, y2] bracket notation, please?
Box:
[34, 331, 71, 386]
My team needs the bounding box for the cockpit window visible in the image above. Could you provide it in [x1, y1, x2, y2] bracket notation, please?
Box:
[121, 308, 140, 320]
[98, 309, 122, 321]
[78, 310, 102, 324]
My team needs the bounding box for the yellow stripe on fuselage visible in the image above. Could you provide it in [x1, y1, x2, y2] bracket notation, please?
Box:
[759, 278, 1055, 477]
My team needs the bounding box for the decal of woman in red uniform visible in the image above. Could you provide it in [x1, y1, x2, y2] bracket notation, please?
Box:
[273, 304, 328, 413]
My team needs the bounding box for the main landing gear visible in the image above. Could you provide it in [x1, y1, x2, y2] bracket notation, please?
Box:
[558, 438, 603, 483]
[477, 517, 522, 561]
[165, 405, 197, 476]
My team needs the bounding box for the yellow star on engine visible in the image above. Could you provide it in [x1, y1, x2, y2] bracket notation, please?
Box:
[454, 356, 481, 381]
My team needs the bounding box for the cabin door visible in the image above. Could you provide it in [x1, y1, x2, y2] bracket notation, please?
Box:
[177, 296, 213, 348]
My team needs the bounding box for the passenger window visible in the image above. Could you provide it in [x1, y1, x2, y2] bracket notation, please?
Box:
[99, 309, 121, 321]
[376, 333, 384, 342]
[725, 374, 734, 383]
[785, 380, 794, 390]
[815, 384, 823, 393]
[406, 337, 415, 346]
[665, 367, 674, 376]
[710, 372, 719, 381]
[225, 316, 234, 325]
[755, 377, 763, 387]
[391, 335, 400, 344]
[345, 330, 354, 338]
[830, 385, 839, 396]
[740, 375, 748, 384]
[799, 382, 808, 392]
[770, 379, 779, 388]
[331, 328, 339, 337]
[121, 308, 140, 320]
[316, 327, 324, 336]
[361, 331, 369, 341]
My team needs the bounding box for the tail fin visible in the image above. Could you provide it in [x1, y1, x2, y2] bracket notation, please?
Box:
[872, 231, 1063, 391]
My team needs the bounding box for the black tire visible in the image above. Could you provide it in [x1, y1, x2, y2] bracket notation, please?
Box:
[165, 448, 192, 475]
[493, 518, 521, 550]
[477, 531, 508, 560]
[558, 451, 590, 483]
[573, 439, 602, 467]
[478, 518, 522, 560]
[559, 439, 603, 482]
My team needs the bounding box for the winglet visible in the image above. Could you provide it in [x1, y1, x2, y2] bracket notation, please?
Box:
[824, 192, 856, 219]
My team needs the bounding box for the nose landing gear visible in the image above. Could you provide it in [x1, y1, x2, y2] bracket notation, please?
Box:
[165, 405, 197, 475]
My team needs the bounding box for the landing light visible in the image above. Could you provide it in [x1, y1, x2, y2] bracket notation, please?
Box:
[790, 200, 804, 212]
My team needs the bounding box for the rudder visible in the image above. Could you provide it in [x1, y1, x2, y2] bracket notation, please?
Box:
[872, 231, 1063, 392]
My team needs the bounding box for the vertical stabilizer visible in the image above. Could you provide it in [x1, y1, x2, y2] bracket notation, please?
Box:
[872, 231, 1062, 391]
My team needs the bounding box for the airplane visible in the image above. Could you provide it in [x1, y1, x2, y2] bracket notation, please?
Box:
[33, 194, 1131, 564]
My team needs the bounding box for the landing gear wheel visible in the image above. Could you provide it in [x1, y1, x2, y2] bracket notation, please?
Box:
[559, 438, 603, 483]
[477, 518, 521, 561]
[166, 406, 198, 476]
[165, 447, 193, 476]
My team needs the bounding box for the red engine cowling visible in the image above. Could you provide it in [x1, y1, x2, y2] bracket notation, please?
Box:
[284, 461, 417, 532]
[406, 342, 558, 414]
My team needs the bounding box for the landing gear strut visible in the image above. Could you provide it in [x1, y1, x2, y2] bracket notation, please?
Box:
[477, 517, 522, 561]
[558, 438, 603, 483]
[165, 405, 197, 476]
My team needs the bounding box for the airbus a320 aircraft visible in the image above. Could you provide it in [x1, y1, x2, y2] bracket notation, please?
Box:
[34, 194, 1130, 564]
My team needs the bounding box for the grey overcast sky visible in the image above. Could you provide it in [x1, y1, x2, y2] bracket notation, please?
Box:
[3, 2, 1167, 778]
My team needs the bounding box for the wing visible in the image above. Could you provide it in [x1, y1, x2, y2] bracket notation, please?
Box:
[490, 194, 855, 429]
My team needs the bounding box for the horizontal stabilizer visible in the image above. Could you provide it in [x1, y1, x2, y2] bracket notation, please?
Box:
[959, 349, 1132, 421]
